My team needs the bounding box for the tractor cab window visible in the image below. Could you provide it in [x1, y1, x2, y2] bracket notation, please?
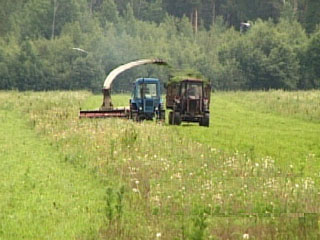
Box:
[186, 83, 202, 98]
[136, 83, 158, 99]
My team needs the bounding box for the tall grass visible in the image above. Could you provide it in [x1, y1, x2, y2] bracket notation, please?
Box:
[229, 90, 320, 123]
[1, 90, 319, 239]
[0, 92, 105, 239]
[177, 91, 320, 175]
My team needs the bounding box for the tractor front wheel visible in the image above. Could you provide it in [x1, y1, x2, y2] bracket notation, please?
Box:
[169, 111, 173, 125]
[199, 114, 209, 127]
[131, 111, 143, 122]
[169, 111, 181, 125]
[174, 112, 182, 125]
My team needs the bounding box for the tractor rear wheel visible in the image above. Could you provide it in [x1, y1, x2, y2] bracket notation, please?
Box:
[160, 110, 165, 121]
[157, 110, 165, 122]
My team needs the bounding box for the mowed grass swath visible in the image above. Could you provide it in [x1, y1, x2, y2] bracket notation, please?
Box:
[0, 91, 320, 239]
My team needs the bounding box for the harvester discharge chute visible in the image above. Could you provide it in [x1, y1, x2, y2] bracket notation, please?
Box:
[79, 59, 167, 118]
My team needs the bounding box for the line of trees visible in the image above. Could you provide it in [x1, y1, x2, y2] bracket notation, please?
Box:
[0, 0, 319, 92]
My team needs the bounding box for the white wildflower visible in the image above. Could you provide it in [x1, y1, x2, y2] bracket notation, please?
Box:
[243, 233, 250, 239]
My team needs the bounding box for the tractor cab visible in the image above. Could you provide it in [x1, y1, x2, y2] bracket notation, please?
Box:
[180, 80, 204, 115]
[130, 78, 165, 121]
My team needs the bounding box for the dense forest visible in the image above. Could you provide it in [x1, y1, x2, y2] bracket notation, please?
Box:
[0, 0, 320, 92]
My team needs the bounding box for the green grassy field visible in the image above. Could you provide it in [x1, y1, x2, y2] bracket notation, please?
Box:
[1, 90, 319, 239]
[0, 97, 105, 239]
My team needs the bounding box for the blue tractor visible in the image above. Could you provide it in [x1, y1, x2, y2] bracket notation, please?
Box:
[129, 78, 165, 121]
